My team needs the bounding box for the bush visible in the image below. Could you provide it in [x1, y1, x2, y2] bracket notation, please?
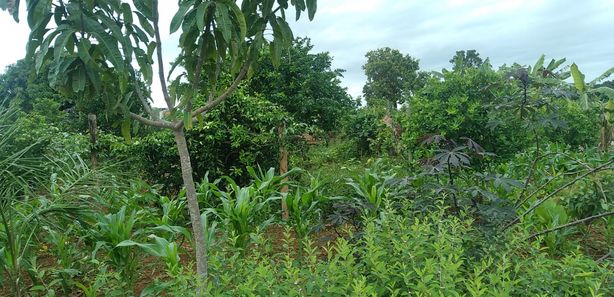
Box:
[146, 207, 614, 296]
[544, 100, 600, 148]
[341, 107, 387, 157]
[101, 92, 290, 191]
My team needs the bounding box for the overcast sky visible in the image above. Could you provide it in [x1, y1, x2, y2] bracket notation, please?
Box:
[1, 0, 613, 103]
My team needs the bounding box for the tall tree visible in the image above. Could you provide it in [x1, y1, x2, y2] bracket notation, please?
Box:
[362, 47, 422, 110]
[0, 59, 60, 111]
[247, 37, 354, 132]
[3, 0, 318, 287]
[450, 49, 483, 72]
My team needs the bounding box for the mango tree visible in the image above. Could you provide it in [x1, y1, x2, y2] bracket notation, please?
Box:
[1, 0, 318, 284]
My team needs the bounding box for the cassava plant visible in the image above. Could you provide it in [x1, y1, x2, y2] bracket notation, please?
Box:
[2, 0, 319, 286]
[420, 134, 494, 211]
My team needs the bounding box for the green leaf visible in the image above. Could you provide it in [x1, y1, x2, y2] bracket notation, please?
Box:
[196, 113, 204, 129]
[72, 66, 86, 92]
[1, 0, 21, 21]
[121, 3, 133, 24]
[546, 58, 566, 71]
[184, 110, 193, 131]
[133, 0, 154, 20]
[293, 0, 305, 20]
[136, 11, 154, 36]
[306, 0, 317, 21]
[116, 239, 140, 247]
[269, 17, 283, 44]
[581, 93, 589, 109]
[215, 3, 232, 42]
[85, 66, 101, 92]
[35, 38, 52, 72]
[136, 48, 153, 84]
[532, 54, 544, 76]
[269, 40, 281, 68]
[224, 0, 246, 41]
[147, 41, 157, 61]
[570, 63, 585, 93]
[276, 17, 293, 47]
[91, 32, 125, 71]
[78, 39, 92, 64]
[196, 1, 212, 32]
[214, 29, 228, 58]
[131, 24, 149, 43]
[53, 29, 76, 61]
[170, 0, 193, 34]
[27, 0, 51, 28]
[98, 12, 125, 43]
[121, 119, 132, 144]
[590, 67, 614, 86]
[589, 87, 614, 100]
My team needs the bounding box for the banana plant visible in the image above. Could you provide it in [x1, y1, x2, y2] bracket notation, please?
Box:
[600, 99, 614, 151]
[570, 64, 614, 150]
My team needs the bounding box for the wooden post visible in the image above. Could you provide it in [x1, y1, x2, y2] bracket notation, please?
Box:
[278, 124, 289, 221]
[88, 114, 98, 169]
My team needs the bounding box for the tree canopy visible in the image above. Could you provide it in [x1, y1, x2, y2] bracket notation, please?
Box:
[450, 49, 484, 72]
[247, 37, 354, 132]
[362, 47, 423, 110]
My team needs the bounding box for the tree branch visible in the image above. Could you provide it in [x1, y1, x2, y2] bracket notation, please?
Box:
[527, 211, 614, 240]
[503, 159, 614, 231]
[134, 82, 154, 118]
[597, 251, 612, 263]
[514, 152, 557, 208]
[515, 174, 559, 209]
[130, 112, 174, 129]
[175, 62, 251, 130]
[153, 2, 173, 110]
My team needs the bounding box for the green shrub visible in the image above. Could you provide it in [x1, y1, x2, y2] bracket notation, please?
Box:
[341, 107, 387, 157]
[101, 93, 290, 191]
[143, 207, 614, 296]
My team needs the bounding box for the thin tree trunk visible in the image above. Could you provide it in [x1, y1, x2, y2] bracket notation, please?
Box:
[173, 129, 208, 286]
[447, 161, 458, 211]
[278, 125, 289, 220]
[88, 114, 98, 169]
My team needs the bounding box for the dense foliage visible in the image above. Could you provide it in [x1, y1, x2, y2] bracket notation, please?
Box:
[105, 91, 289, 190]
[247, 38, 355, 133]
[1, 3, 614, 295]
[362, 47, 425, 110]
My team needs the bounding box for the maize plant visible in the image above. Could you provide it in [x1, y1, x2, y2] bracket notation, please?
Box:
[208, 176, 277, 248]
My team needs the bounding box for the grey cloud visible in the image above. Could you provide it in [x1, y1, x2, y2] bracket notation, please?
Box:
[2, 0, 612, 102]
[289, 0, 614, 97]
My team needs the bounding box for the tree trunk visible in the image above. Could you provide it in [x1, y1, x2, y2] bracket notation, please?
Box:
[278, 125, 289, 220]
[88, 114, 98, 169]
[173, 129, 208, 285]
